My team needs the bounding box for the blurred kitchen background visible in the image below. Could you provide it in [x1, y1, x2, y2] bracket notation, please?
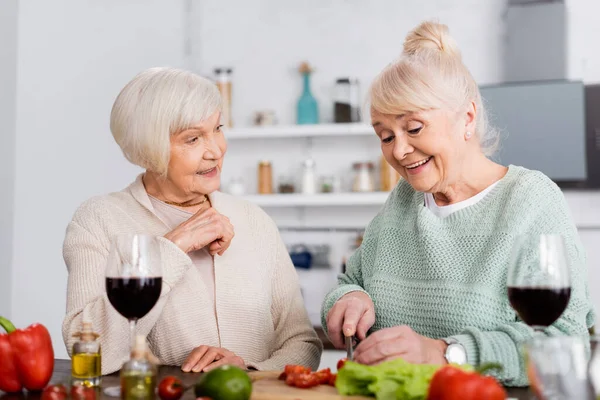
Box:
[1, 0, 599, 366]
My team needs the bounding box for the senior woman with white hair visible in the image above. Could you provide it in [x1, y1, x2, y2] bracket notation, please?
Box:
[63, 67, 322, 374]
[322, 21, 595, 386]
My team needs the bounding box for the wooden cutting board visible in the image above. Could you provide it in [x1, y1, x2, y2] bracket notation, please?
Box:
[248, 371, 372, 400]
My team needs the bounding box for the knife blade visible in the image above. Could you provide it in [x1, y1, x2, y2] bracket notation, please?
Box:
[345, 335, 354, 361]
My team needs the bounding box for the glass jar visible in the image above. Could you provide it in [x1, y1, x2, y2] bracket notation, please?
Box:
[301, 159, 317, 194]
[257, 160, 273, 194]
[334, 78, 360, 123]
[214, 68, 233, 128]
[352, 162, 375, 192]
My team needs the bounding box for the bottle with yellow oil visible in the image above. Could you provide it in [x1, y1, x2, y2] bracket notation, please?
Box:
[120, 335, 157, 400]
[71, 320, 101, 387]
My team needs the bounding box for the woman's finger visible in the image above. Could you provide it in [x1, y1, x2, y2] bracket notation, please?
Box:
[182, 345, 209, 372]
[192, 349, 221, 372]
[356, 308, 375, 341]
[202, 356, 243, 372]
[326, 302, 347, 349]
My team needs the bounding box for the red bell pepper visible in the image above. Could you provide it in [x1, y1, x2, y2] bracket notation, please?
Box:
[427, 363, 507, 400]
[0, 316, 54, 393]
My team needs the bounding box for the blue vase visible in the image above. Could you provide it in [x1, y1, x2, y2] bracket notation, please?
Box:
[297, 72, 319, 125]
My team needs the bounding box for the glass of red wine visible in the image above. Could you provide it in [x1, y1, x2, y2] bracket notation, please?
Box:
[507, 233, 571, 332]
[104, 233, 162, 396]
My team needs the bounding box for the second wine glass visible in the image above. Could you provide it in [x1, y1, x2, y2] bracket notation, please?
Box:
[507, 233, 571, 332]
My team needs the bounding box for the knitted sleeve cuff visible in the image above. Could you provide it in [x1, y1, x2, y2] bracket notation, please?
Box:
[449, 333, 480, 366]
[156, 236, 192, 290]
[320, 285, 370, 337]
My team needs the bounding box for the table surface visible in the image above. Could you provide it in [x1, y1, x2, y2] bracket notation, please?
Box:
[0, 359, 532, 400]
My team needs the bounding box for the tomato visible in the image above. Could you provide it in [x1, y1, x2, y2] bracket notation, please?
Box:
[70, 385, 96, 400]
[286, 373, 320, 389]
[40, 384, 68, 400]
[284, 365, 311, 375]
[327, 373, 337, 386]
[158, 376, 184, 400]
[313, 368, 333, 385]
[336, 358, 347, 370]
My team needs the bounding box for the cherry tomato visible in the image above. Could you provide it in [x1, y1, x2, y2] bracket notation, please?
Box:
[327, 373, 337, 386]
[337, 358, 348, 370]
[313, 368, 332, 385]
[70, 385, 97, 400]
[158, 376, 184, 400]
[41, 384, 68, 400]
[286, 373, 320, 389]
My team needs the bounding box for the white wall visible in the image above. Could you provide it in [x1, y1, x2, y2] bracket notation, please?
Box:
[10, 0, 186, 358]
[567, 0, 600, 83]
[192, 0, 508, 126]
[0, 0, 18, 319]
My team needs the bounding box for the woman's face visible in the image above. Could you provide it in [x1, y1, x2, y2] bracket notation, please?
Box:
[166, 111, 227, 196]
[371, 106, 475, 193]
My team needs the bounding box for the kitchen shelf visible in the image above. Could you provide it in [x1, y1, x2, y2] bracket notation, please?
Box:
[242, 192, 389, 207]
[226, 122, 373, 139]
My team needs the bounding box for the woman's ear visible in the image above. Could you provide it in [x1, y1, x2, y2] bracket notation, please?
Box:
[465, 100, 477, 132]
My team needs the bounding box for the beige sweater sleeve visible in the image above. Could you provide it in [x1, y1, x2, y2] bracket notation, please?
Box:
[246, 230, 323, 371]
[62, 203, 193, 374]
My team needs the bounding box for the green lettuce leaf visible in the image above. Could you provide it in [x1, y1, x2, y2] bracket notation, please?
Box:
[336, 359, 472, 400]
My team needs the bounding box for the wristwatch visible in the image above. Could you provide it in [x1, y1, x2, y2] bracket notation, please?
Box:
[442, 338, 467, 365]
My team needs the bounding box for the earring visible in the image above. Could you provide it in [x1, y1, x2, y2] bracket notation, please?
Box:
[465, 131, 472, 139]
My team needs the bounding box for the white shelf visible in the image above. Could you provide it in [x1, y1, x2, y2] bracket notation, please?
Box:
[242, 192, 389, 207]
[226, 123, 373, 139]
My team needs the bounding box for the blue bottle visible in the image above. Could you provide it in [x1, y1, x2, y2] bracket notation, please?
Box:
[297, 63, 319, 125]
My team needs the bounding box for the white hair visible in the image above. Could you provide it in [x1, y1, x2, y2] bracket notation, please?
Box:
[110, 67, 222, 175]
[369, 21, 499, 156]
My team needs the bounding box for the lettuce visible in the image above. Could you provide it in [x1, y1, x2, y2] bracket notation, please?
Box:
[335, 359, 472, 400]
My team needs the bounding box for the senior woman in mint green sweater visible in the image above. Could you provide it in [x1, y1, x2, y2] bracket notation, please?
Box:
[322, 21, 595, 386]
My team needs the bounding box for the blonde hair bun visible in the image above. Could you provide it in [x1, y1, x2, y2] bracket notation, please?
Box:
[403, 21, 461, 60]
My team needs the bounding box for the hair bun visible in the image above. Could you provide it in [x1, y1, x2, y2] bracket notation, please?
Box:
[403, 21, 461, 59]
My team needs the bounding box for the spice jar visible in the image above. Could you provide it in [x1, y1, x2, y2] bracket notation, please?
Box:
[380, 155, 401, 191]
[215, 68, 233, 128]
[334, 78, 360, 123]
[258, 161, 273, 194]
[352, 162, 375, 192]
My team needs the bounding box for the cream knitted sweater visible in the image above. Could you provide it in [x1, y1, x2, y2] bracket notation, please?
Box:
[62, 174, 322, 374]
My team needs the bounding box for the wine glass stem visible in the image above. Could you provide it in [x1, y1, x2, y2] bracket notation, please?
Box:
[129, 319, 136, 352]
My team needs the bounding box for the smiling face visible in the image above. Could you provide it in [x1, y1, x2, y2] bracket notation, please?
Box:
[165, 111, 227, 197]
[371, 106, 476, 193]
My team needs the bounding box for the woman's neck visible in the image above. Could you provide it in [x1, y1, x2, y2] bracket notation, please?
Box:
[432, 154, 507, 206]
[142, 171, 211, 213]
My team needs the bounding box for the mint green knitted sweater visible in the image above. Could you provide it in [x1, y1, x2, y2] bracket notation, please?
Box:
[321, 165, 595, 386]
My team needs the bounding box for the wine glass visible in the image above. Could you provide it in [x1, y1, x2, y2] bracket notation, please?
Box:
[104, 233, 163, 396]
[507, 233, 571, 332]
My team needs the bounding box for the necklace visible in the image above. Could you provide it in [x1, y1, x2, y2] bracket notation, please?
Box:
[162, 195, 208, 208]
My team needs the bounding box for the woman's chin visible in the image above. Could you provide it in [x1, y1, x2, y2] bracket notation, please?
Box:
[194, 174, 221, 194]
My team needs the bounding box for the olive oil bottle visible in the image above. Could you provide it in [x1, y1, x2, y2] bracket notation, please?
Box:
[120, 335, 157, 400]
[71, 320, 101, 387]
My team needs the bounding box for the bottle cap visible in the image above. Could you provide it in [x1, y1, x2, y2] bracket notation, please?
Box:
[73, 320, 99, 341]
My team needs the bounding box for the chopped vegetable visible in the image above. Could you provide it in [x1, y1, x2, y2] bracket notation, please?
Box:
[336, 359, 473, 400]
[427, 364, 506, 400]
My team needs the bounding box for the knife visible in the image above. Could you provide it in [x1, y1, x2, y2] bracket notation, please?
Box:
[345, 335, 354, 361]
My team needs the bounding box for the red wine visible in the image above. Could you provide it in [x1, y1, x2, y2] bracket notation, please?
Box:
[106, 277, 162, 320]
[508, 286, 571, 327]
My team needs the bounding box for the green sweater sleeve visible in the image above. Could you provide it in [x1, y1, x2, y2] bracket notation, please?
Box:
[451, 175, 594, 386]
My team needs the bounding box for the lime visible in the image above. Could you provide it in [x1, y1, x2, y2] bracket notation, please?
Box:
[194, 365, 252, 400]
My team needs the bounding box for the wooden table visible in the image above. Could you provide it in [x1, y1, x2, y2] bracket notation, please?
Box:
[0, 360, 532, 400]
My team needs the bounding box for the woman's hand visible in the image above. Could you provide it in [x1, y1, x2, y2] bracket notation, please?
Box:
[182, 345, 246, 373]
[326, 291, 375, 349]
[353, 325, 448, 365]
[164, 207, 234, 255]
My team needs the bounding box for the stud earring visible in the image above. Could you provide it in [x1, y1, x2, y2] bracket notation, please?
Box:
[465, 131, 472, 139]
